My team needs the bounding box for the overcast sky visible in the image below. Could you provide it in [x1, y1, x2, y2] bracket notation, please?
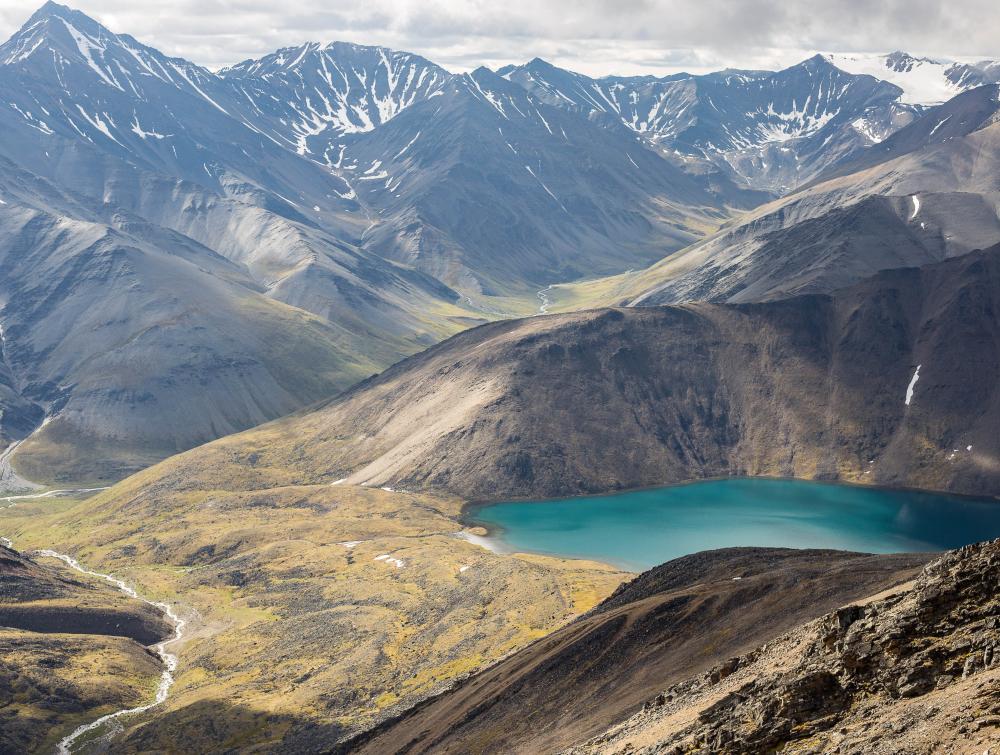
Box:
[1, 0, 997, 75]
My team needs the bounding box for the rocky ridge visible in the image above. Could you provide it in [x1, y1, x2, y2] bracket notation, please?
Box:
[572, 539, 1000, 754]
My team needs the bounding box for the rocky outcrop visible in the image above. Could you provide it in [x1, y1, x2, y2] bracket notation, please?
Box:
[573, 539, 1000, 754]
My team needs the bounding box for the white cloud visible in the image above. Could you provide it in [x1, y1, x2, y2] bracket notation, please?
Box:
[0, 0, 996, 75]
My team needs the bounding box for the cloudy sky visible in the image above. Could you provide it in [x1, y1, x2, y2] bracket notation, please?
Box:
[1, 0, 997, 75]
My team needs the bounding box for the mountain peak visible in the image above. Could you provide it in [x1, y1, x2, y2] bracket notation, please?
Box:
[799, 53, 837, 71]
[27, 0, 70, 21]
[526, 56, 554, 68]
[2, 2, 114, 68]
[23, 1, 104, 34]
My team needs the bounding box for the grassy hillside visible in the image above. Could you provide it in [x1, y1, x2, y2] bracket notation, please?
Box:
[0, 478, 625, 750]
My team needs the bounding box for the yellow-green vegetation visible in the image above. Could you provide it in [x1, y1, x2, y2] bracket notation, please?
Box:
[1, 470, 627, 750]
[0, 629, 164, 754]
[0, 541, 170, 754]
[540, 269, 649, 313]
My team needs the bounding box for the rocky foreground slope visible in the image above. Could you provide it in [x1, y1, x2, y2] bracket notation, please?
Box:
[348, 548, 929, 754]
[569, 538, 1000, 754]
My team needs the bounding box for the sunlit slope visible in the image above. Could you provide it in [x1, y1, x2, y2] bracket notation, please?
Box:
[553, 87, 1000, 310]
[0, 471, 625, 750]
[118, 247, 1000, 502]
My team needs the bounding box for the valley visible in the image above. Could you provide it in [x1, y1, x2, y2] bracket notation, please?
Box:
[0, 482, 627, 751]
[0, 535, 172, 753]
[4, 242, 998, 751]
[0, 2, 998, 753]
[1, 3, 999, 488]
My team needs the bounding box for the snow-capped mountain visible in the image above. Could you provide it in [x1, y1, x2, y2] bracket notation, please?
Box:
[501, 55, 920, 192]
[825, 51, 1000, 106]
[221, 42, 450, 163]
[1, 1, 998, 484]
[501, 52, 1000, 192]
[337, 65, 732, 293]
[0, 1, 365, 225]
[0, 3, 474, 482]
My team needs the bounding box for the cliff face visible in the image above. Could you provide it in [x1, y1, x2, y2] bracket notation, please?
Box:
[162, 247, 1000, 501]
[572, 539, 1000, 754]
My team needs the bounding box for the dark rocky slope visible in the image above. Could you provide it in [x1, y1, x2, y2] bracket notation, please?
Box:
[568, 538, 1000, 754]
[156, 246, 1000, 501]
[345, 548, 929, 754]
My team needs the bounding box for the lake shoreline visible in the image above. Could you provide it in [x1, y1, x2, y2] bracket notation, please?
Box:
[459, 473, 1000, 528]
[463, 478, 1000, 572]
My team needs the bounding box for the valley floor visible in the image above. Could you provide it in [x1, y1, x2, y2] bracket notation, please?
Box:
[0, 481, 626, 751]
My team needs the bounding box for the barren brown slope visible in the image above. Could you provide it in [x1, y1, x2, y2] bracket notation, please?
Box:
[345, 548, 929, 755]
[138, 245, 1000, 501]
[570, 539, 1000, 755]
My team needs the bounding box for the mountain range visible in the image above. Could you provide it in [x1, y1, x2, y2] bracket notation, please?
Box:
[1, 3, 1000, 752]
[2, 2, 997, 487]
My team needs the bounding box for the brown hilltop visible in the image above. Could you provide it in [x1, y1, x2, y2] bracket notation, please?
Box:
[148, 245, 1000, 502]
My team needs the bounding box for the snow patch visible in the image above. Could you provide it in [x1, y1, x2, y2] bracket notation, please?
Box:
[130, 116, 170, 140]
[905, 364, 921, 406]
[826, 52, 962, 105]
[374, 554, 405, 569]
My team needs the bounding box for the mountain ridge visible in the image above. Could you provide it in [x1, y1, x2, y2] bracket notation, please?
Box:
[1, 1, 997, 488]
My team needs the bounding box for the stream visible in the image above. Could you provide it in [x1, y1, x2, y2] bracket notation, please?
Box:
[2, 511, 184, 753]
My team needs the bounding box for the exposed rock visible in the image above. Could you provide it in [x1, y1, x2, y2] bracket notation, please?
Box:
[570, 539, 1000, 754]
[346, 548, 928, 754]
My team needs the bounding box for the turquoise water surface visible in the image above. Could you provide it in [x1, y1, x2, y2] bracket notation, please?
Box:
[471, 479, 1000, 571]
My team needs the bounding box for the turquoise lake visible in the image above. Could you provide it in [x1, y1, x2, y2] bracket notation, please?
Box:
[471, 479, 1000, 571]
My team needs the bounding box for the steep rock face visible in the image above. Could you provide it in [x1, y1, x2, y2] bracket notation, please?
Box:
[573, 539, 1000, 754]
[817, 82, 1000, 181]
[499, 53, 1000, 194]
